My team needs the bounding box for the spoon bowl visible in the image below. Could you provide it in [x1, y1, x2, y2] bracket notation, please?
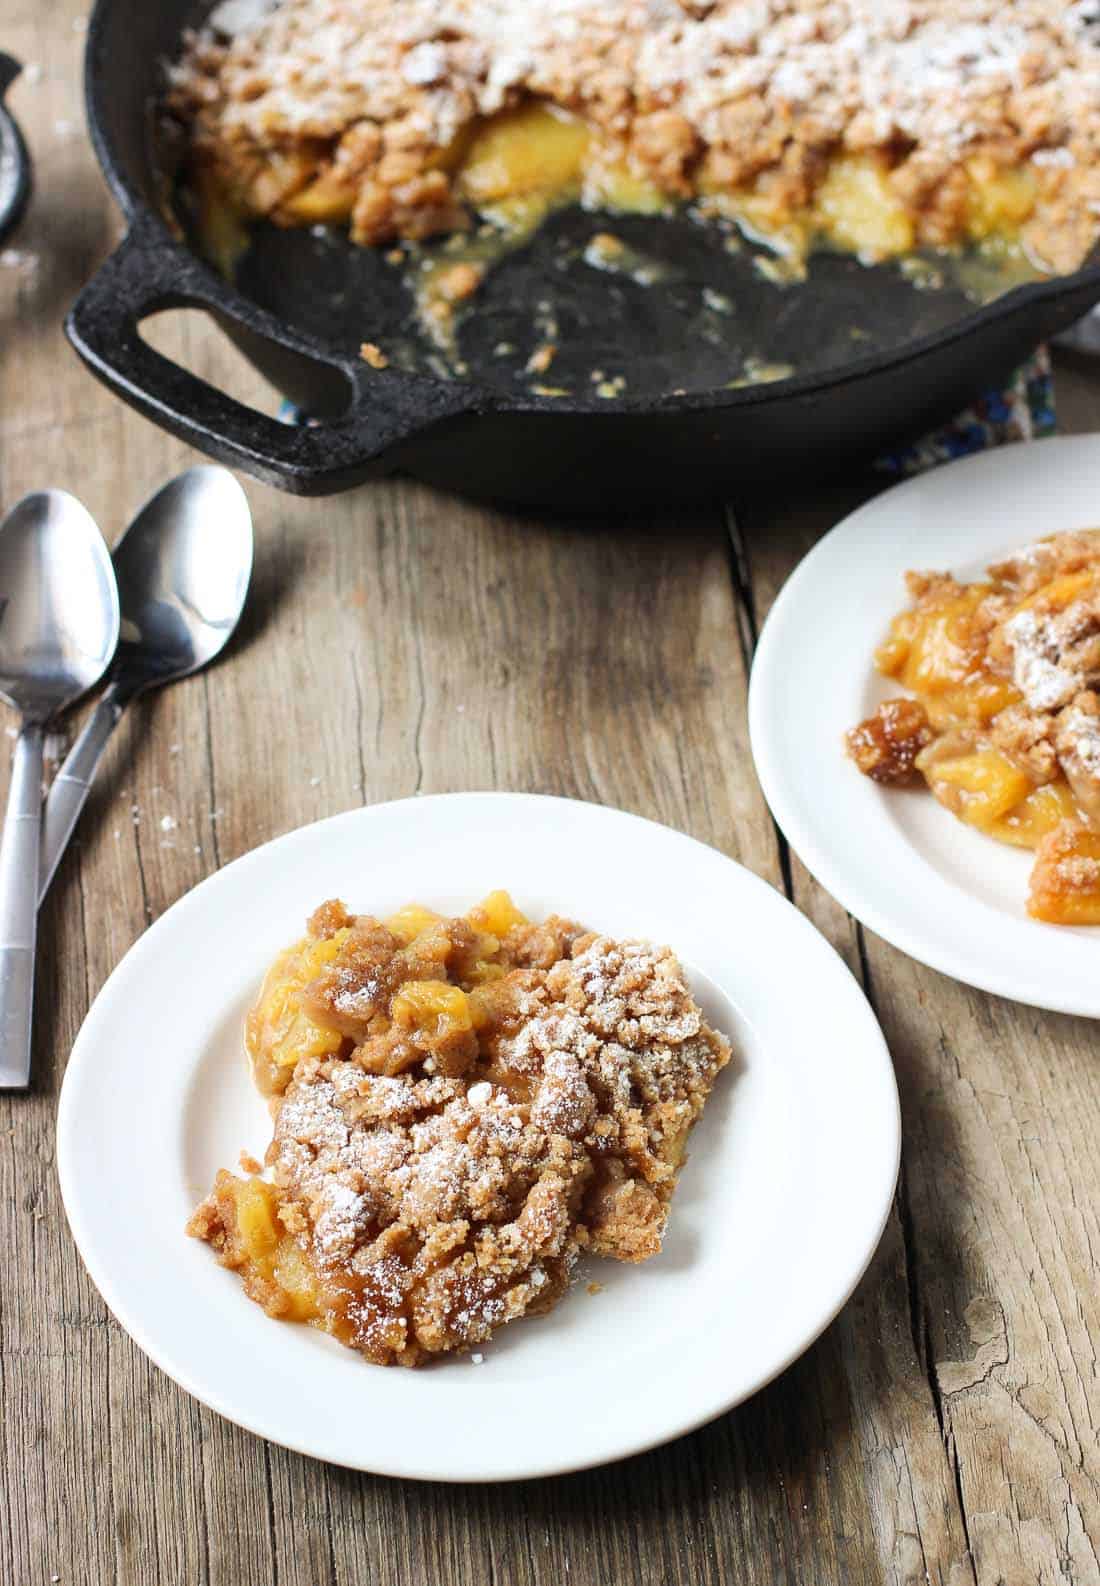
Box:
[39, 466, 253, 904]
[0, 54, 32, 246]
[112, 465, 254, 693]
[0, 490, 118, 1087]
[0, 491, 120, 721]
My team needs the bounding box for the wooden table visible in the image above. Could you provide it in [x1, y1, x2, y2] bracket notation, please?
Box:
[4, 6, 1100, 1582]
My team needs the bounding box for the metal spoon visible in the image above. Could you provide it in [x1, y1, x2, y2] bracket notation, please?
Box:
[39, 466, 253, 903]
[0, 492, 119, 1088]
[0, 55, 32, 245]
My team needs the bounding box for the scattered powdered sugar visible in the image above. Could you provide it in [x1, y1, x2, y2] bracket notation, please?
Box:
[1005, 598, 1100, 713]
[1033, 146, 1076, 169]
[530, 1048, 596, 1136]
[173, 0, 1100, 174]
[1057, 702, 1100, 779]
[1006, 609, 1083, 711]
[402, 41, 448, 85]
[207, 0, 278, 32]
[314, 1177, 368, 1258]
[257, 922, 729, 1362]
[278, 1074, 352, 1153]
[330, 967, 387, 1017]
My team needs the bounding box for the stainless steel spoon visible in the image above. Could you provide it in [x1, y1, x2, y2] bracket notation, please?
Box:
[39, 466, 254, 903]
[0, 55, 33, 245]
[0, 492, 119, 1087]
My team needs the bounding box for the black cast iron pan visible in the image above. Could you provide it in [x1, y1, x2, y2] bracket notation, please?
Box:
[67, 0, 1100, 507]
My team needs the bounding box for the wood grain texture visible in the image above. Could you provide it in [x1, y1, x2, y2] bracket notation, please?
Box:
[2, 6, 1100, 1582]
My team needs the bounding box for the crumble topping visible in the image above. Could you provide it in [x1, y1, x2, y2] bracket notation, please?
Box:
[1055, 692, 1100, 825]
[1029, 817, 1100, 917]
[989, 528, 1100, 594]
[848, 529, 1100, 924]
[988, 701, 1059, 784]
[169, 0, 1100, 266]
[1003, 589, 1100, 711]
[845, 696, 934, 783]
[190, 901, 731, 1364]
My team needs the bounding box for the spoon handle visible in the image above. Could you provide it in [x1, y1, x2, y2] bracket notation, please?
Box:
[38, 687, 125, 906]
[0, 723, 43, 1087]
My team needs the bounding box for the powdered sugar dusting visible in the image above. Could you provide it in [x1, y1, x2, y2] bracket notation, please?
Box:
[170, 0, 1100, 268]
[235, 919, 731, 1365]
[178, 1, 1100, 157]
[1006, 583, 1100, 712]
[1006, 609, 1084, 711]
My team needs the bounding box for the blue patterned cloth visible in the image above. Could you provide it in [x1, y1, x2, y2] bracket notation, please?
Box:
[876, 347, 1055, 476]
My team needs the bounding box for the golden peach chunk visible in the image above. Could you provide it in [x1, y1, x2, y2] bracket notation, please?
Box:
[1028, 823, 1100, 924]
[1016, 570, 1098, 616]
[923, 678, 1021, 730]
[391, 980, 473, 1039]
[272, 1238, 321, 1322]
[900, 586, 994, 695]
[278, 168, 356, 223]
[815, 154, 915, 260]
[465, 960, 507, 988]
[458, 104, 590, 204]
[923, 751, 1031, 831]
[385, 903, 443, 946]
[468, 889, 528, 938]
[964, 160, 1036, 241]
[988, 781, 1081, 849]
[246, 932, 349, 1096]
[232, 1177, 281, 1262]
[247, 148, 318, 214]
[874, 632, 912, 676]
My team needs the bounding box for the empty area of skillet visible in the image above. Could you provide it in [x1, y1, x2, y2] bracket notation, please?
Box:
[228, 204, 1039, 402]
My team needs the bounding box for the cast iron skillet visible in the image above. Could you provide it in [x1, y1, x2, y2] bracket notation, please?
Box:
[68, 0, 1100, 507]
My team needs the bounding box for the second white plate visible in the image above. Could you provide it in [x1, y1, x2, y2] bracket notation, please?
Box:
[749, 434, 1100, 1018]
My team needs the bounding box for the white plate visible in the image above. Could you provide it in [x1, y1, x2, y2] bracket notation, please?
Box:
[57, 792, 898, 1481]
[749, 434, 1100, 1019]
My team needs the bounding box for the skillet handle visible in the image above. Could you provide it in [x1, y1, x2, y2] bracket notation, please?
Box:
[65, 218, 478, 496]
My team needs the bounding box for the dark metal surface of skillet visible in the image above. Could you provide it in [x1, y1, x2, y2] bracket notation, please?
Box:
[66, 0, 1100, 507]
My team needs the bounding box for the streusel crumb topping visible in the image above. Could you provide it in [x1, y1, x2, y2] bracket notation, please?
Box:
[189, 899, 731, 1364]
[169, 0, 1100, 267]
[847, 529, 1100, 925]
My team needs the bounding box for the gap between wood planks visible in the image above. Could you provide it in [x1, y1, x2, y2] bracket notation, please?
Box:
[722, 501, 979, 1583]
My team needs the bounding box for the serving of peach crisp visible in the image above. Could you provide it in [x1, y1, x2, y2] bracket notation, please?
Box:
[188, 891, 731, 1366]
[846, 530, 1100, 925]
